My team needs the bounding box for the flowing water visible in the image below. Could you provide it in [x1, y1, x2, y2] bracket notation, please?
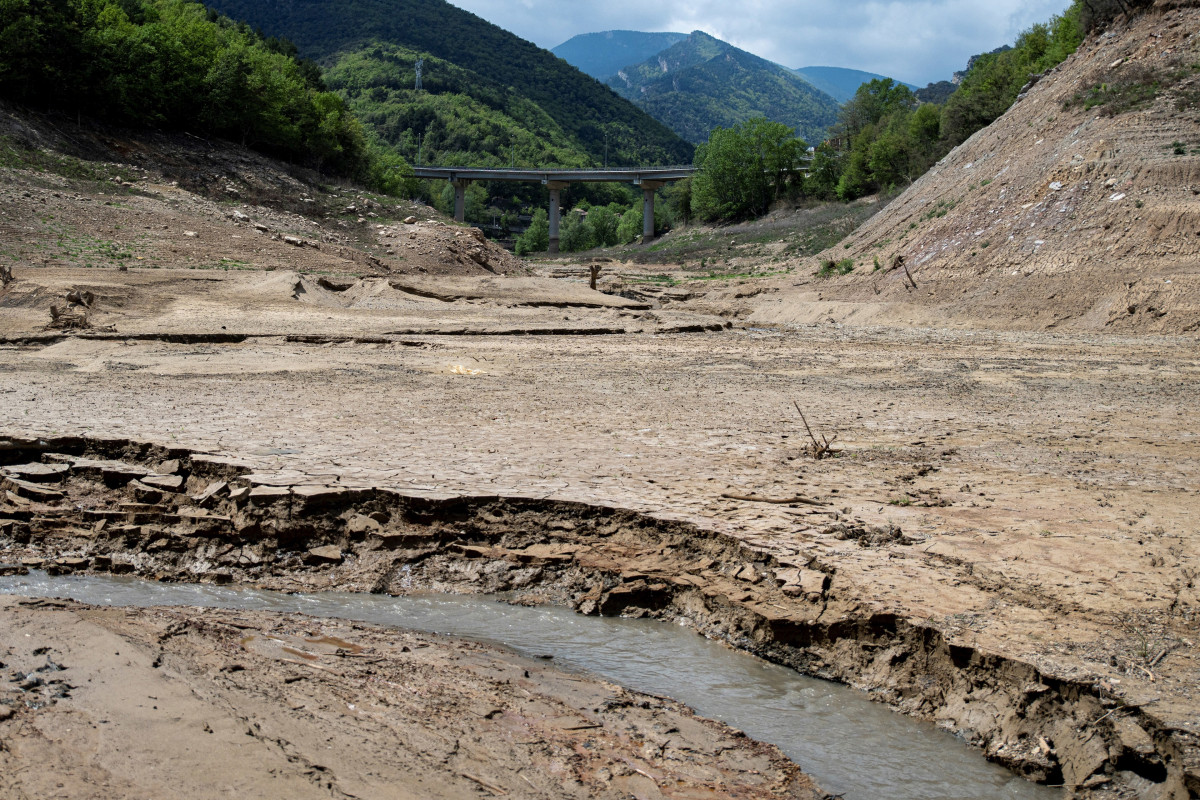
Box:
[1, 571, 1058, 800]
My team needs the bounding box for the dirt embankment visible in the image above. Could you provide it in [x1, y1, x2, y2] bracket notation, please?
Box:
[752, 2, 1200, 334]
[0, 101, 524, 281]
[2, 435, 1196, 798]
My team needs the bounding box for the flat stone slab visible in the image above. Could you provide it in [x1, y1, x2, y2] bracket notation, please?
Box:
[2, 477, 65, 502]
[142, 474, 185, 492]
[305, 545, 343, 565]
[1, 463, 70, 483]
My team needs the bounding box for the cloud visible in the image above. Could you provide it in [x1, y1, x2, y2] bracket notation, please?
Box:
[446, 0, 1073, 85]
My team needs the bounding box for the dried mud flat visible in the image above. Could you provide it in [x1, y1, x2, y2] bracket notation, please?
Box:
[1, 265, 1198, 798]
[0, 596, 818, 799]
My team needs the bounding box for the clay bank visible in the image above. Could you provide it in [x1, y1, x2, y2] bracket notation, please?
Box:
[1, 435, 1193, 798]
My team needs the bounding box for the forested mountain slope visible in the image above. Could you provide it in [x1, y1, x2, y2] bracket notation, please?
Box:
[203, 0, 693, 166]
[607, 31, 840, 144]
[751, 2, 1200, 335]
[552, 31, 688, 81]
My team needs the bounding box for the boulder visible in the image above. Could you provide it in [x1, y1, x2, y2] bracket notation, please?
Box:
[305, 545, 343, 565]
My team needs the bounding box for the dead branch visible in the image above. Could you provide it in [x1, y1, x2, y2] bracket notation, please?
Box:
[793, 401, 839, 459]
[66, 288, 95, 307]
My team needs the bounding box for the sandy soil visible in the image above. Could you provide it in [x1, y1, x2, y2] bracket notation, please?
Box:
[0, 596, 818, 799]
[1, 266, 1198, 797]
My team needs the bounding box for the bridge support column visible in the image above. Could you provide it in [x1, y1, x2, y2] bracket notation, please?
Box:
[452, 180, 471, 223]
[546, 181, 567, 254]
[640, 181, 664, 242]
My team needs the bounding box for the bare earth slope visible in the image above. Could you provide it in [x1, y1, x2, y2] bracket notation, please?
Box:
[752, 2, 1200, 334]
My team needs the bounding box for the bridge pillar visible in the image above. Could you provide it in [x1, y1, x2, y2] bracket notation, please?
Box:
[452, 179, 470, 223]
[640, 181, 665, 242]
[546, 181, 567, 254]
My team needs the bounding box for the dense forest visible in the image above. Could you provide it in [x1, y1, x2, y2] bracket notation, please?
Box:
[608, 32, 840, 145]
[0, 0, 387, 184]
[203, 0, 694, 167]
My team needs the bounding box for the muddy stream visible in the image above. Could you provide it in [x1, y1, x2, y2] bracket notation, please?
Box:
[1, 571, 1057, 800]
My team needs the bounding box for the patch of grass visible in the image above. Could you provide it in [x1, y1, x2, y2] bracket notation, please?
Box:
[0, 135, 141, 189]
[888, 495, 913, 507]
[629, 273, 680, 286]
[922, 199, 956, 221]
[1065, 60, 1199, 117]
[817, 257, 855, 278]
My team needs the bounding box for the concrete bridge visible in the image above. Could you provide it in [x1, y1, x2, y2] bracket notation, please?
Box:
[410, 166, 695, 253]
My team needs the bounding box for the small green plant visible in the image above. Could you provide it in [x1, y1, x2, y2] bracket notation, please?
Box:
[817, 258, 854, 278]
[1172, 141, 1186, 155]
[873, 256, 881, 271]
[981, 240, 991, 248]
[1135, 199, 1144, 208]
[889, 495, 913, 507]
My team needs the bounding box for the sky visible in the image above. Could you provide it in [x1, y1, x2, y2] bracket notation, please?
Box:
[444, 0, 1074, 86]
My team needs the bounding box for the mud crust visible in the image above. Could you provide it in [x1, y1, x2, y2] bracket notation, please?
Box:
[1, 434, 1194, 798]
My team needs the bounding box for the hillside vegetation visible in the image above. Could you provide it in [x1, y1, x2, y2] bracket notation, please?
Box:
[203, 0, 693, 167]
[0, 0, 381, 182]
[607, 31, 840, 145]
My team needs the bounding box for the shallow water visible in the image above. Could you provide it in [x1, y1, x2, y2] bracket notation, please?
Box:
[0, 571, 1058, 800]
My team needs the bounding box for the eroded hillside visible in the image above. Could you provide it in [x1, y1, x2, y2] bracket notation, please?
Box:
[753, 2, 1200, 334]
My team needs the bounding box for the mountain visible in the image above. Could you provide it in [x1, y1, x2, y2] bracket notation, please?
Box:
[201, 0, 693, 167]
[606, 31, 840, 145]
[792, 67, 918, 104]
[552, 31, 688, 81]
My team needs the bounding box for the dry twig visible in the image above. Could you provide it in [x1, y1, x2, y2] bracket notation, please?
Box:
[794, 401, 839, 459]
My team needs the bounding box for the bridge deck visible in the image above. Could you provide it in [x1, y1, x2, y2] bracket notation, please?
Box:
[410, 166, 696, 184]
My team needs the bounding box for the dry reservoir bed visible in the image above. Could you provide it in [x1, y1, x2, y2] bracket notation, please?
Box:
[1, 294, 1199, 798]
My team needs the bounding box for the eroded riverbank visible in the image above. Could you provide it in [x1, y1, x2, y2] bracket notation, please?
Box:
[2, 434, 1193, 797]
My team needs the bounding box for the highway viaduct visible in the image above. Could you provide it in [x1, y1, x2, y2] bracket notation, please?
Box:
[410, 166, 695, 253]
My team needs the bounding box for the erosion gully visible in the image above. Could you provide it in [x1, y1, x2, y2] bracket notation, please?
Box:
[0, 435, 1188, 798]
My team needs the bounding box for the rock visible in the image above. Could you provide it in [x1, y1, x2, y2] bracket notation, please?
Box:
[157, 459, 181, 475]
[346, 514, 380, 535]
[19, 557, 44, 568]
[54, 557, 89, 571]
[231, 210, 250, 223]
[183, 230, 197, 238]
[142, 474, 184, 492]
[128, 480, 164, 504]
[283, 235, 304, 247]
[736, 564, 762, 583]
[253, 222, 269, 233]
[0, 706, 14, 721]
[403, 216, 417, 224]
[2, 477, 64, 502]
[0, 463, 69, 483]
[191, 481, 227, 507]
[248, 486, 290, 504]
[305, 545, 343, 565]
[0, 564, 28, 576]
[91, 555, 112, 570]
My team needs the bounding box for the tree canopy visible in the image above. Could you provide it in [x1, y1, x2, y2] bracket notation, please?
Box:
[691, 117, 806, 222]
[0, 0, 381, 180]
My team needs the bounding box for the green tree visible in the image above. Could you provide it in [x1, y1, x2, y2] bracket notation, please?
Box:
[587, 205, 620, 247]
[514, 208, 548, 255]
[560, 212, 594, 252]
[691, 116, 805, 222]
[616, 207, 642, 244]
